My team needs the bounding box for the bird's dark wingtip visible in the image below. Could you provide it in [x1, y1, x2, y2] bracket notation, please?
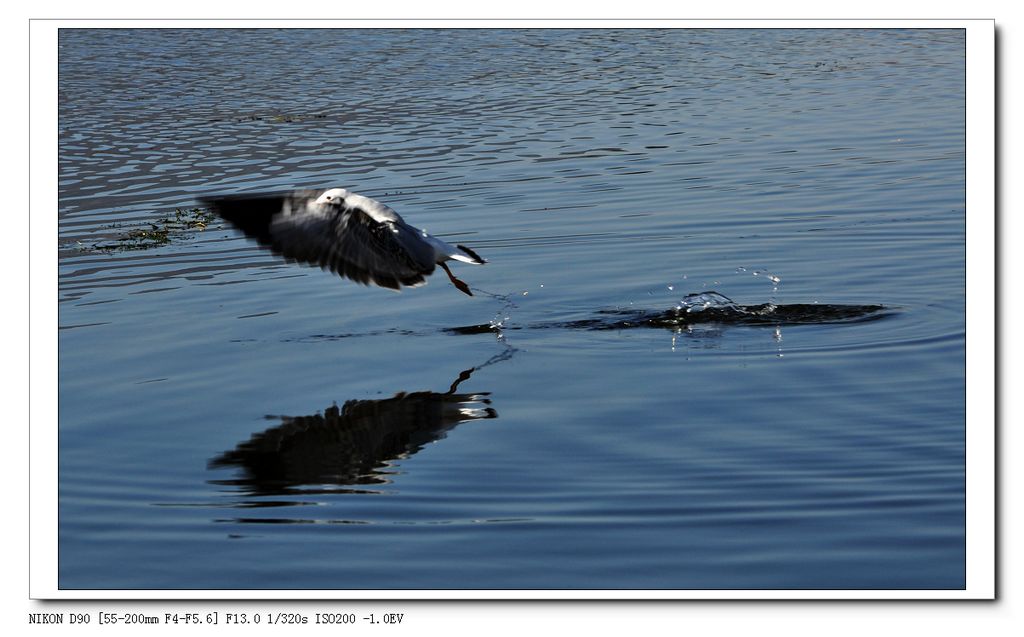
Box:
[200, 193, 292, 245]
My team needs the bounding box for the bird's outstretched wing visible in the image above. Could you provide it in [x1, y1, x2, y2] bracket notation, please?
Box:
[202, 191, 437, 290]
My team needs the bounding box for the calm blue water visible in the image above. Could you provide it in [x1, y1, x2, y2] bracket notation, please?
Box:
[58, 28, 966, 590]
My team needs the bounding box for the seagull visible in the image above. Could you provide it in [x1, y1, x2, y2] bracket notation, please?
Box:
[201, 188, 486, 296]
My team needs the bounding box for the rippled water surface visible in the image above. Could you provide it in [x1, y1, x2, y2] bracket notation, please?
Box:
[58, 28, 966, 590]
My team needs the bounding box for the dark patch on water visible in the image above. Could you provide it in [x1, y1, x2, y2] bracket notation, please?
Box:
[572, 302, 892, 330]
[446, 299, 892, 335]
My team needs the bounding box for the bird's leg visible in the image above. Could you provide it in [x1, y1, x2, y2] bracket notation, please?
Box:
[447, 367, 476, 394]
[440, 262, 473, 296]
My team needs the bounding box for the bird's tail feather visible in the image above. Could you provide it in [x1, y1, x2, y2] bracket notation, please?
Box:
[453, 244, 487, 264]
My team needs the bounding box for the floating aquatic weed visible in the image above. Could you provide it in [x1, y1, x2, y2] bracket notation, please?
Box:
[80, 207, 218, 253]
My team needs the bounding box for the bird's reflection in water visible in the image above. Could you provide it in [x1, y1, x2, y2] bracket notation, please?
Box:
[209, 359, 504, 497]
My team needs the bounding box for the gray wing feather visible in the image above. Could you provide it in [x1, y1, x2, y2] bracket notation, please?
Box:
[270, 201, 437, 290]
[204, 190, 438, 291]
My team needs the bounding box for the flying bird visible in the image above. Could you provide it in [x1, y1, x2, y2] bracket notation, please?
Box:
[201, 188, 486, 296]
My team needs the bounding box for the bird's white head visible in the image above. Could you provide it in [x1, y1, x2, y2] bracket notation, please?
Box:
[315, 188, 350, 205]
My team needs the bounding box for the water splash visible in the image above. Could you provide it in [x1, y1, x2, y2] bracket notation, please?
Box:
[469, 285, 532, 355]
[749, 268, 782, 297]
[677, 291, 738, 314]
[752, 270, 781, 285]
[472, 286, 519, 332]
